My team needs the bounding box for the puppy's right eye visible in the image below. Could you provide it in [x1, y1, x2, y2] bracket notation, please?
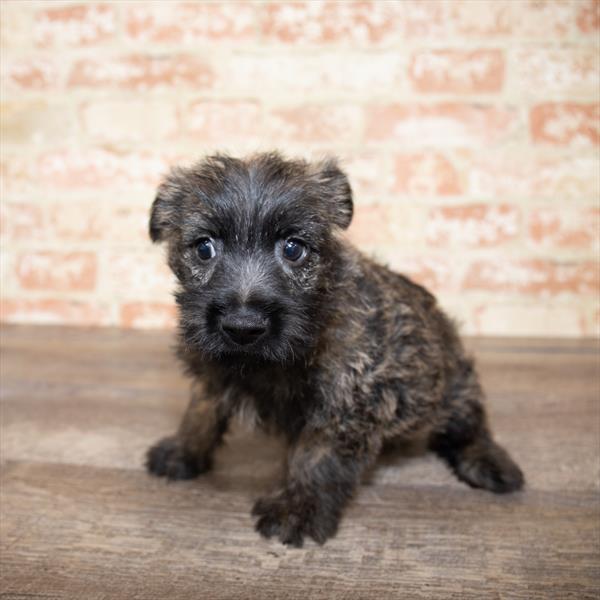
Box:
[196, 238, 216, 260]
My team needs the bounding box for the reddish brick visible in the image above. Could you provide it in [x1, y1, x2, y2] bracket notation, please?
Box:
[261, 1, 399, 44]
[365, 104, 517, 147]
[394, 153, 462, 196]
[0, 298, 109, 326]
[528, 207, 600, 249]
[120, 302, 177, 329]
[36, 149, 173, 190]
[16, 251, 97, 291]
[126, 2, 255, 43]
[34, 3, 117, 47]
[463, 260, 599, 296]
[409, 50, 504, 94]
[186, 100, 262, 142]
[265, 105, 362, 144]
[577, 0, 600, 32]
[427, 204, 520, 247]
[530, 103, 599, 146]
[3, 59, 58, 90]
[68, 55, 214, 91]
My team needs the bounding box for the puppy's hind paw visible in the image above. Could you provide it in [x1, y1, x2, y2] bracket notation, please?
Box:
[146, 436, 210, 480]
[454, 439, 524, 494]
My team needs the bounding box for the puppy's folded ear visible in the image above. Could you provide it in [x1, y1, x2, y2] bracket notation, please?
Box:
[311, 158, 353, 230]
[149, 167, 188, 243]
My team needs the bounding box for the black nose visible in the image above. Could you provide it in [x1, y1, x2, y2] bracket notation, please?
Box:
[220, 310, 267, 346]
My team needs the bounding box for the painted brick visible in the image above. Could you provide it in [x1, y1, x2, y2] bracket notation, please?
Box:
[261, 1, 399, 44]
[341, 152, 393, 199]
[473, 304, 586, 337]
[0, 298, 109, 326]
[185, 100, 262, 143]
[36, 149, 173, 190]
[394, 153, 462, 196]
[81, 100, 179, 142]
[346, 203, 423, 248]
[34, 3, 117, 47]
[463, 151, 599, 199]
[265, 105, 362, 144]
[463, 260, 599, 296]
[218, 53, 404, 95]
[365, 104, 518, 147]
[427, 204, 520, 247]
[104, 251, 175, 298]
[1, 101, 76, 145]
[514, 48, 599, 97]
[120, 302, 177, 329]
[389, 255, 455, 294]
[68, 55, 214, 91]
[125, 2, 255, 43]
[511, 0, 582, 38]
[402, 0, 596, 39]
[0, 2, 33, 49]
[530, 103, 599, 146]
[105, 205, 152, 244]
[528, 207, 600, 250]
[47, 203, 105, 242]
[16, 251, 97, 292]
[409, 50, 504, 94]
[402, 0, 512, 38]
[0, 203, 45, 241]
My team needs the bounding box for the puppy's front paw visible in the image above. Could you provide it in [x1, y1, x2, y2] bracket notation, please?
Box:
[146, 436, 210, 480]
[252, 491, 338, 547]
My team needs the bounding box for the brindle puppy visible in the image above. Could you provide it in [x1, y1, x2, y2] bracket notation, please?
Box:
[146, 152, 524, 547]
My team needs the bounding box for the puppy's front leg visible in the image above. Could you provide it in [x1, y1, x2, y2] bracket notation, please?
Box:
[252, 430, 380, 547]
[146, 382, 230, 480]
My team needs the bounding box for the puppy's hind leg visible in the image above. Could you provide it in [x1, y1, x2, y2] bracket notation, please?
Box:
[429, 362, 524, 494]
[146, 382, 230, 480]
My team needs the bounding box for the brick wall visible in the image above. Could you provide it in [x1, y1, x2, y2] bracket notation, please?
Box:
[1, 0, 598, 336]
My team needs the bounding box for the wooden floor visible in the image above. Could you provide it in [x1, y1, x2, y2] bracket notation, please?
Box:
[1, 325, 598, 599]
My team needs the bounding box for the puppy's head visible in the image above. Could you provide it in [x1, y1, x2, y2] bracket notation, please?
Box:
[150, 152, 353, 363]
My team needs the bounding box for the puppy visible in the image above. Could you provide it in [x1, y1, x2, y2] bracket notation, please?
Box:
[146, 152, 524, 547]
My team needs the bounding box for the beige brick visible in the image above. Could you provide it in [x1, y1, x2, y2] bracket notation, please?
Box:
[81, 100, 179, 142]
[1, 101, 76, 145]
[473, 304, 586, 337]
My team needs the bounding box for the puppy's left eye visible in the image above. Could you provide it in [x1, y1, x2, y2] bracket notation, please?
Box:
[196, 238, 216, 260]
[282, 238, 308, 263]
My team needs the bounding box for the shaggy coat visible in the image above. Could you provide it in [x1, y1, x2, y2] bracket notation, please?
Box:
[146, 153, 524, 547]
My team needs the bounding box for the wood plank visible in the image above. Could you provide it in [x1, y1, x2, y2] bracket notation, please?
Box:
[1, 325, 599, 599]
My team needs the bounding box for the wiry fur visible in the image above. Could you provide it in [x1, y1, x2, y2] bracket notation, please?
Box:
[146, 152, 524, 547]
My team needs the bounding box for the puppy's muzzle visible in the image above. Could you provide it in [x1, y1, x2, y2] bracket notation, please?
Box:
[220, 307, 268, 346]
